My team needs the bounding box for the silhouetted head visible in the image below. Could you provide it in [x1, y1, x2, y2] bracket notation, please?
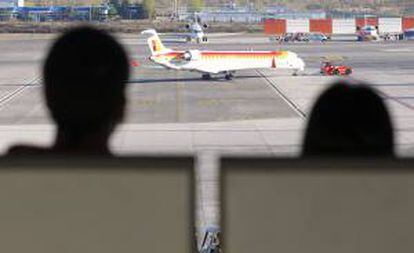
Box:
[303, 81, 394, 157]
[43, 26, 129, 149]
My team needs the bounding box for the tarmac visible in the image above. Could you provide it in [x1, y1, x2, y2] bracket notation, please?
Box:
[1, 33, 414, 231]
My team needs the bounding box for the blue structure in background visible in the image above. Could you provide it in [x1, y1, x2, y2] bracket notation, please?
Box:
[11, 6, 70, 21]
[121, 5, 144, 20]
[0, 3, 145, 21]
[183, 6, 327, 23]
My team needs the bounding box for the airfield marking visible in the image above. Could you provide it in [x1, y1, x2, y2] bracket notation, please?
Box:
[376, 90, 414, 111]
[0, 76, 40, 110]
[382, 48, 413, 52]
[256, 70, 307, 119]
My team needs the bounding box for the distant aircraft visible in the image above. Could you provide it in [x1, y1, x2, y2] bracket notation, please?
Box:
[165, 17, 208, 44]
[142, 29, 305, 80]
[184, 19, 208, 43]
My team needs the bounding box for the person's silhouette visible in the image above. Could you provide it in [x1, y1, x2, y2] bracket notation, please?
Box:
[303, 81, 394, 157]
[8, 26, 129, 155]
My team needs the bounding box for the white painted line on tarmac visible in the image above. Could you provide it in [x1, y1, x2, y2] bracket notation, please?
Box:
[383, 48, 413, 52]
[256, 70, 307, 119]
[0, 76, 39, 110]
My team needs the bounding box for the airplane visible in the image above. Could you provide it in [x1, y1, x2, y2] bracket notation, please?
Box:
[141, 29, 305, 80]
[164, 17, 208, 44]
[184, 19, 208, 43]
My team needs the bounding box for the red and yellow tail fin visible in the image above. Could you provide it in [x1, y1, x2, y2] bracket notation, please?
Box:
[141, 29, 170, 55]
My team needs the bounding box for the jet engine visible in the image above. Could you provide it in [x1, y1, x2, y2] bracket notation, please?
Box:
[182, 50, 201, 61]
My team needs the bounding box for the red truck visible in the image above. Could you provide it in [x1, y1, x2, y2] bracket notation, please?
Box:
[320, 61, 352, 76]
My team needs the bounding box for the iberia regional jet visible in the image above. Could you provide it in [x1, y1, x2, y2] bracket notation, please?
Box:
[142, 29, 305, 80]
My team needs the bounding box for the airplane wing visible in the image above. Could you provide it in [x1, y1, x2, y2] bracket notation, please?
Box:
[192, 57, 276, 74]
[193, 65, 255, 74]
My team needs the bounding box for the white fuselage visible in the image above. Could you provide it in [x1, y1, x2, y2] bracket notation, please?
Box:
[150, 50, 305, 74]
[142, 29, 305, 77]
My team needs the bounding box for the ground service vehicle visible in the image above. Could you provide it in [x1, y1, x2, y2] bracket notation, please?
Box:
[404, 29, 414, 40]
[307, 33, 328, 42]
[320, 61, 352, 76]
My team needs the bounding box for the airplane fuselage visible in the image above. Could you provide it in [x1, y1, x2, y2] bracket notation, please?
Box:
[150, 50, 305, 74]
[142, 29, 305, 79]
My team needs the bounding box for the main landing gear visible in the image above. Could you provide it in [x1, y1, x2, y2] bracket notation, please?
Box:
[292, 69, 303, 76]
[201, 71, 235, 80]
[202, 74, 211, 80]
[224, 71, 235, 80]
